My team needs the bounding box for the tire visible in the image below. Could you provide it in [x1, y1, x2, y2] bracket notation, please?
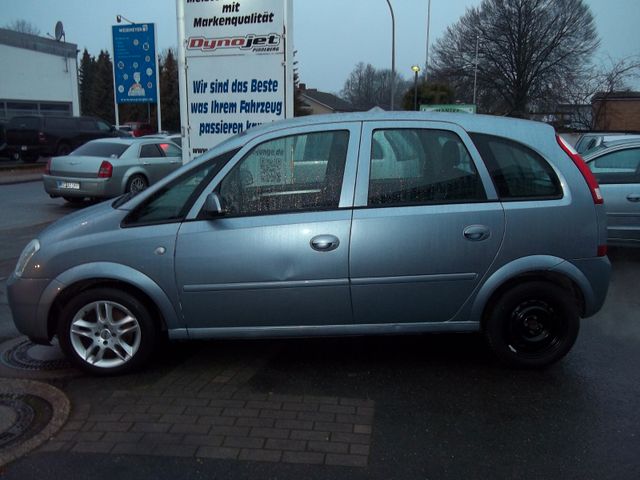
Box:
[57, 142, 71, 156]
[484, 281, 580, 369]
[21, 154, 38, 163]
[57, 287, 159, 375]
[126, 174, 148, 194]
[63, 196, 85, 204]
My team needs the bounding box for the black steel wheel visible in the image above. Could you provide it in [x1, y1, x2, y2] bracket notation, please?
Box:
[484, 281, 580, 368]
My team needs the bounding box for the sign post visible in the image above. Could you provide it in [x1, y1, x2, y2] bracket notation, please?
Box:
[112, 23, 161, 131]
[176, 0, 294, 163]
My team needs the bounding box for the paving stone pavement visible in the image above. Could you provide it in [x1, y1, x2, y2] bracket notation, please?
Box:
[39, 348, 375, 467]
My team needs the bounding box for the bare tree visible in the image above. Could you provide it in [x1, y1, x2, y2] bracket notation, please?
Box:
[341, 62, 409, 111]
[430, 0, 599, 117]
[4, 19, 41, 36]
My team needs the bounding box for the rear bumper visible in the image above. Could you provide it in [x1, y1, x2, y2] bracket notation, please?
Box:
[43, 174, 119, 198]
[553, 256, 611, 318]
[7, 145, 50, 157]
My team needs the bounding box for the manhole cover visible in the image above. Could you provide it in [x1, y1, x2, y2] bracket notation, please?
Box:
[0, 394, 52, 450]
[1, 338, 71, 371]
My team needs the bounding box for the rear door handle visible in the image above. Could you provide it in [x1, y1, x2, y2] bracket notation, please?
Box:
[310, 235, 340, 252]
[463, 225, 490, 241]
[626, 194, 640, 202]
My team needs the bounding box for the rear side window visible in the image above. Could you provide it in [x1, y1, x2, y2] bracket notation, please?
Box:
[368, 128, 486, 206]
[140, 144, 164, 158]
[45, 117, 76, 130]
[8, 117, 41, 130]
[587, 148, 640, 185]
[470, 133, 562, 200]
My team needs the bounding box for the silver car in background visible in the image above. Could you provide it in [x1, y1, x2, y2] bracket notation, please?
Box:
[9, 112, 610, 375]
[585, 140, 640, 246]
[43, 138, 182, 203]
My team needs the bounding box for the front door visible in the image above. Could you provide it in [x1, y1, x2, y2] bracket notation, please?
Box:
[349, 122, 505, 325]
[175, 124, 361, 332]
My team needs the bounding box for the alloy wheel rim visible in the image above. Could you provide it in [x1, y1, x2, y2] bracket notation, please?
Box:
[130, 178, 146, 193]
[69, 301, 141, 368]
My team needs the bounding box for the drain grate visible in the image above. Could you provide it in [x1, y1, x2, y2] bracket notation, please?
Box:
[0, 339, 71, 371]
[0, 394, 52, 450]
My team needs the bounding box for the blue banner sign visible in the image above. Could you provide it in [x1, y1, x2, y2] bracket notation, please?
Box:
[112, 23, 157, 104]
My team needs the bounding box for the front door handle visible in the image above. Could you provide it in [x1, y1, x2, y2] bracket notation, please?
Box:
[310, 235, 340, 252]
[626, 194, 640, 202]
[463, 225, 490, 241]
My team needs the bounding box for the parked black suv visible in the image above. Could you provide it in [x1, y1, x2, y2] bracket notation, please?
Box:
[5, 115, 119, 162]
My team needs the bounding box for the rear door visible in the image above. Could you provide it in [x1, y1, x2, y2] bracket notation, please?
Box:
[350, 121, 505, 325]
[174, 123, 360, 332]
[138, 143, 170, 183]
[588, 147, 640, 244]
[6, 116, 41, 148]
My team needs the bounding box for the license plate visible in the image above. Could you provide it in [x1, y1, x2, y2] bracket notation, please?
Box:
[21, 145, 27, 151]
[57, 181, 80, 190]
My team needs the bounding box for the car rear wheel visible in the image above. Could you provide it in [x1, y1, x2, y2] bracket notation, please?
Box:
[20, 153, 38, 163]
[62, 196, 85, 204]
[56, 142, 71, 156]
[484, 281, 579, 368]
[57, 288, 158, 375]
[126, 174, 148, 194]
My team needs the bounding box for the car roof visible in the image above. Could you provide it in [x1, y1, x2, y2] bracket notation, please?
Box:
[237, 111, 548, 136]
[89, 137, 171, 145]
[583, 140, 640, 160]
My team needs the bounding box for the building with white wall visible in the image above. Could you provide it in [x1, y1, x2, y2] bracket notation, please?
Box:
[0, 28, 79, 121]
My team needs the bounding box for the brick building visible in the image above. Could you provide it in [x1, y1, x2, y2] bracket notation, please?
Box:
[592, 91, 640, 131]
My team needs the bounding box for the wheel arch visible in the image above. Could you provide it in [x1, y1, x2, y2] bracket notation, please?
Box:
[470, 256, 591, 328]
[122, 169, 149, 193]
[39, 262, 180, 341]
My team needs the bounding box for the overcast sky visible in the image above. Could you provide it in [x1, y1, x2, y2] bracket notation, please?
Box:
[4, 0, 639, 94]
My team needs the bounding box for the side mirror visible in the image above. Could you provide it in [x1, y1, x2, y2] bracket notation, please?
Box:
[202, 192, 226, 218]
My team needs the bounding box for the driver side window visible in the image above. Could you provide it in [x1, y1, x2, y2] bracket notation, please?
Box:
[219, 130, 349, 216]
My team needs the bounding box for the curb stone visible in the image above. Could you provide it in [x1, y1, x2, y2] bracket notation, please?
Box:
[0, 379, 71, 467]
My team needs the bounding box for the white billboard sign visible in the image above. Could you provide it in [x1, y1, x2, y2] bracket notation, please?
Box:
[176, 0, 293, 162]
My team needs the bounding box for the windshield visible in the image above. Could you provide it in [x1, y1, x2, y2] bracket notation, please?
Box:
[70, 142, 129, 158]
[120, 148, 239, 222]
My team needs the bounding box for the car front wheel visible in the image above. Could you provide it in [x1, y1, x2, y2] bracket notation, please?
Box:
[484, 281, 580, 368]
[57, 288, 158, 375]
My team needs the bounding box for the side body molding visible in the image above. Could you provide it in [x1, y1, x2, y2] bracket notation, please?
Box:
[37, 262, 183, 333]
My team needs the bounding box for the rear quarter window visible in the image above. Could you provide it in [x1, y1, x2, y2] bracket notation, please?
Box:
[470, 133, 562, 200]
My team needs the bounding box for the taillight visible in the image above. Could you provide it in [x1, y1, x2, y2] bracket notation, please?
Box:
[45, 157, 51, 175]
[556, 135, 603, 205]
[38, 131, 46, 143]
[98, 161, 113, 178]
[597, 245, 607, 257]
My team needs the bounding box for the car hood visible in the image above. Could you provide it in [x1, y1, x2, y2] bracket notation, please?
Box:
[37, 200, 126, 245]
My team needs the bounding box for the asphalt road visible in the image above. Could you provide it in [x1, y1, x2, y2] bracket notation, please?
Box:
[0, 180, 639, 479]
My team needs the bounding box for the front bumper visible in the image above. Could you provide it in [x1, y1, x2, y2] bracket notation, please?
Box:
[43, 174, 118, 199]
[6, 274, 57, 344]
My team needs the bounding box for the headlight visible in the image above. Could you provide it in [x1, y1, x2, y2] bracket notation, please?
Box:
[15, 239, 40, 278]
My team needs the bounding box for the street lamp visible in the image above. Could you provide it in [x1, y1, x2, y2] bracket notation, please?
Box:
[385, 0, 396, 110]
[116, 14, 136, 24]
[411, 65, 421, 111]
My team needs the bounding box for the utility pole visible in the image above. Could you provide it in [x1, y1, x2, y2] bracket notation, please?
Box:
[385, 0, 396, 110]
